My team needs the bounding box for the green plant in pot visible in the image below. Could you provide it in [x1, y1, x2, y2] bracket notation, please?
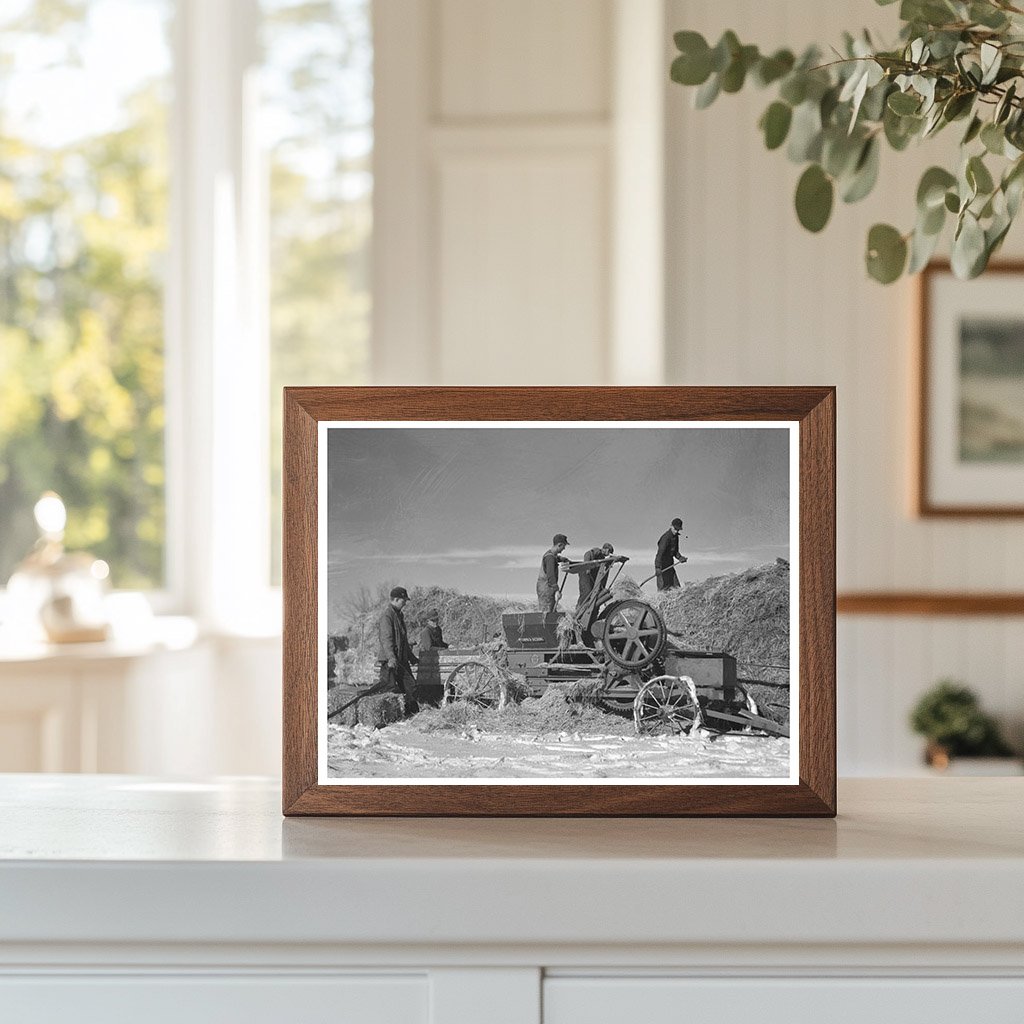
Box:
[909, 680, 1015, 767]
[670, 0, 1024, 283]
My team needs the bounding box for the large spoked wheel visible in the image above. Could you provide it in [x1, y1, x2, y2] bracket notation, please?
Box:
[443, 662, 507, 709]
[602, 600, 666, 670]
[634, 676, 701, 735]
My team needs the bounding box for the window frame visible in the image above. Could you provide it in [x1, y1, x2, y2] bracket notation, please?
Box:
[166, 0, 279, 633]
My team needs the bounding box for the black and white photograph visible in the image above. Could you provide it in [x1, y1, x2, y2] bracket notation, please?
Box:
[318, 422, 798, 785]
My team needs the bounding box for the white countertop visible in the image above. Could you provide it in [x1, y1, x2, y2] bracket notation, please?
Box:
[1, 775, 1022, 952]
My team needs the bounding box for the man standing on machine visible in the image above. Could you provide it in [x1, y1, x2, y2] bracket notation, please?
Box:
[577, 542, 615, 609]
[536, 533, 571, 612]
[654, 518, 688, 590]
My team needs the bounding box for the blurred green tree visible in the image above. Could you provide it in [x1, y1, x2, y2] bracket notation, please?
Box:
[263, 0, 372, 582]
[0, 0, 372, 592]
[0, 0, 170, 587]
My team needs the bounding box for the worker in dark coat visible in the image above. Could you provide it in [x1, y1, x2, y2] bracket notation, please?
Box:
[536, 533, 570, 612]
[655, 518, 688, 591]
[577, 542, 615, 609]
[418, 609, 449, 652]
[376, 586, 419, 714]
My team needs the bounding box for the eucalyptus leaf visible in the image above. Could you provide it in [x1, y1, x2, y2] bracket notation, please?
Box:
[671, 48, 712, 87]
[710, 31, 740, 73]
[908, 221, 942, 273]
[779, 73, 807, 106]
[917, 166, 957, 210]
[820, 85, 841, 126]
[866, 223, 908, 283]
[787, 101, 823, 162]
[795, 164, 834, 232]
[922, 103, 946, 137]
[970, 2, 1009, 30]
[861, 79, 892, 122]
[980, 122, 1005, 155]
[760, 101, 793, 150]
[962, 115, 983, 145]
[721, 45, 759, 93]
[942, 92, 974, 122]
[754, 49, 795, 87]
[920, 200, 946, 235]
[694, 73, 721, 109]
[944, 190, 960, 213]
[980, 42, 1003, 86]
[967, 154, 995, 195]
[884, 106, 921, 150]
[822, 129, 863, 178]
[996, 82, 1017, 124]
[842, 137, 881, 203]
[951, 212, 986, 278]
[888, 90, 921, 115]
[1006, 172, 1024, 218]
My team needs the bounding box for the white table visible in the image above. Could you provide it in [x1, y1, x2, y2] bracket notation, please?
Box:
[1, 775, 1023, 1022]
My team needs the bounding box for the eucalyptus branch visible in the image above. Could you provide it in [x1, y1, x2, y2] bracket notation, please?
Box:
[670, 1, 1024, 283]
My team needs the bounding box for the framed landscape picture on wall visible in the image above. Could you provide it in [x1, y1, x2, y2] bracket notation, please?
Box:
[282, 387, 836, 817]
[918, 262, 1024, 516]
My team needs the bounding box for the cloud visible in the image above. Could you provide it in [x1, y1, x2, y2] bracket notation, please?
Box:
[328, 542, 788, 576]
[329, 545, 541, 573]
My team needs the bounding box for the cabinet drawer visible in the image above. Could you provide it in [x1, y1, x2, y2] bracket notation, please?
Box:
[0, 974, 427, 1024]
[544, 977, 1024, 1024]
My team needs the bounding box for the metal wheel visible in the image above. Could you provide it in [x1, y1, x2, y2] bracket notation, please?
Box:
[602, 599, 666, 670]
[443, 661, 506, 708]
[634, 675, 701, 735]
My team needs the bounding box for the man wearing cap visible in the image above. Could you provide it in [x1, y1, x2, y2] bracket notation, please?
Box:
[655, 518, 688, 591]
[577, 542, 616, 609]
[417, 609, 450, 653]
[536, 534, 571, 612]
[377, 586, 419, 714]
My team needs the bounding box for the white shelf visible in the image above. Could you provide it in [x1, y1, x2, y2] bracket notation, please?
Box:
[2, 775, 1022, 1021]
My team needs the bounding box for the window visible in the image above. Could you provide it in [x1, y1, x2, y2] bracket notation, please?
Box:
[261, 0, 372, 581]
[0, 0, 173, 589]
[0, 0, 373, 620]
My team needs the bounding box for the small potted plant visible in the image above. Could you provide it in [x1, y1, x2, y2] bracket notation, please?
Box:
[910, 680, 1018, 772]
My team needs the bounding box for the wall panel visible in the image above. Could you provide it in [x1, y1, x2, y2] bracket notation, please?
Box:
[438, 0, 611, 120]
[437, 151, 608, 384]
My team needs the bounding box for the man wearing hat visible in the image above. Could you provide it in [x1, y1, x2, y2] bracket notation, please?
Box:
[377, 586, 419, 713]
[577, 542, 616, 609]
[537, 534, 571, 612]
[418, 609, 450, 653]
[655, 518, 688, 591]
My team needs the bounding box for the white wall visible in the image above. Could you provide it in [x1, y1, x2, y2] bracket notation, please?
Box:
[664, 0, 1024, 772]
[373, 0, 666, 386]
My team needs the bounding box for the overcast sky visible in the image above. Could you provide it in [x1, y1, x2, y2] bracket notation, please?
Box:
[326, 425, 791, 624]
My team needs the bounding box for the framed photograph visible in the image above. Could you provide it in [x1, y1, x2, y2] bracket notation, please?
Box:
[283, 387, 835, 816]
[918, 261, 1024, 516]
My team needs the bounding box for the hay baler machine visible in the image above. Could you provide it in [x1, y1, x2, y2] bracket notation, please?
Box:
[439, 556, 788, 739]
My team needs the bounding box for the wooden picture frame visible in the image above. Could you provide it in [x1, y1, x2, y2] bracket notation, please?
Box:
[917, 260, 1024, 517]
[283, 387, 836, 816]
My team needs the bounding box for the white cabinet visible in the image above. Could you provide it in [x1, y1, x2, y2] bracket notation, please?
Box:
[545, 977, 1024, 1023]
[0, 975, 428, 1024]
[1, 777, 1023, 1024]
